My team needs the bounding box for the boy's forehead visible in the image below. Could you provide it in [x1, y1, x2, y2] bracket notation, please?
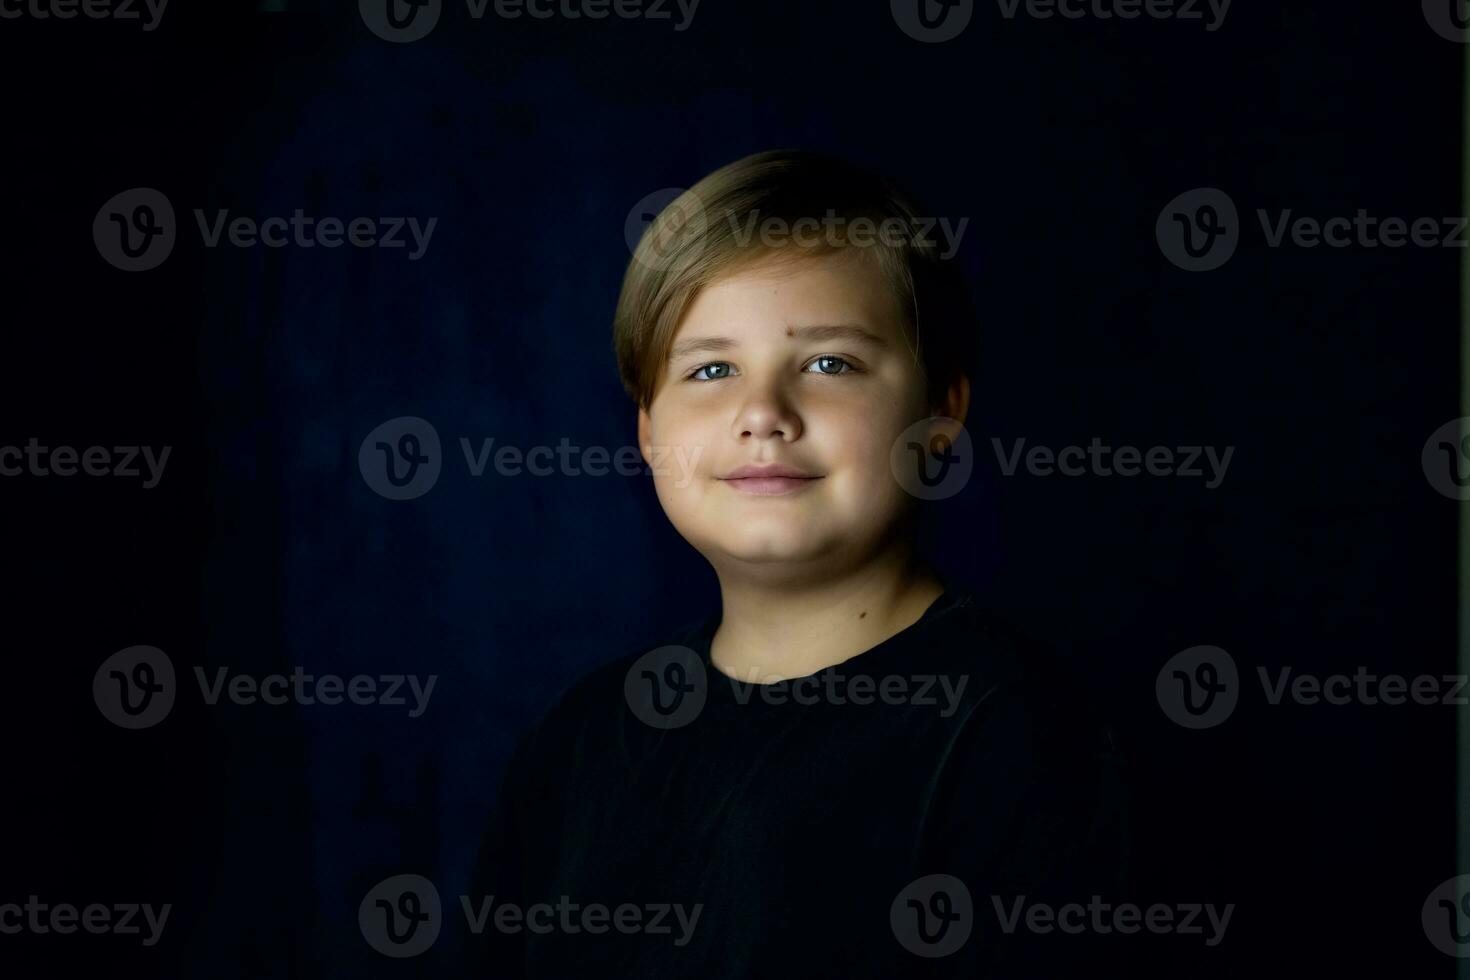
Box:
[674, 249, 905, 343]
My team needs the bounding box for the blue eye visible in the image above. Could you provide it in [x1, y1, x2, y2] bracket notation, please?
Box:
[806, 355, 854, 375]
[689, 362, 734, 381]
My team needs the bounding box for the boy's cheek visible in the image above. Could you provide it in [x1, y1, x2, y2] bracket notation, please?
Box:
[825, 421, 896, 471]
[645, 443, 707, 489]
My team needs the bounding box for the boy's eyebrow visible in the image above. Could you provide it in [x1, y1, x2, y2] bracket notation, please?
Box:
[668, 336, 738, 360]
[668, 324, 887, 362]
[787, 323, 888, 347]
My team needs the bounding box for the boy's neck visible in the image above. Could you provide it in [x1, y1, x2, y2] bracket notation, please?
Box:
[708, 552, 946, 684]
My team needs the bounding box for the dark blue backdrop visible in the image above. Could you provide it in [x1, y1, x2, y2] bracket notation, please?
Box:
[1, 1, 1459, 977]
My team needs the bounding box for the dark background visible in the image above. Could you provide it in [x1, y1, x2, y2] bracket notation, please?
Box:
[0, 0, 1460, 976]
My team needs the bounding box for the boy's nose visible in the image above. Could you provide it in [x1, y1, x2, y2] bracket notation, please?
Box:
[732, 393, 803, 443]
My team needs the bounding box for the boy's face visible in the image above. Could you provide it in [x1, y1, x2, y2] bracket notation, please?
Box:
[637, 248, 959, 576]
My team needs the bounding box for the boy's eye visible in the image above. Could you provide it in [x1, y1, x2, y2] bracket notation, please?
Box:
[805, 355, 855, 375]
[688, 362, 734, 381]
[685, 356, 858, 381]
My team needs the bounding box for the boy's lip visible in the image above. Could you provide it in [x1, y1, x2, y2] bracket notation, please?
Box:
[717, 463, 823, 497]
[718, 463, 821, 480]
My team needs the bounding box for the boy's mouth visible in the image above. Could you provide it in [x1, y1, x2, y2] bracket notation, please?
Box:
[717, 463, 823, 496]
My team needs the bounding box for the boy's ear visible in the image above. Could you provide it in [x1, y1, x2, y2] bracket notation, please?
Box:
[637, 406, 653, 466]
[933, 373, 971, 427]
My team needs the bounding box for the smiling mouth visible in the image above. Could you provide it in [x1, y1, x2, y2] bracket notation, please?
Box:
[718, 475, 823, 496]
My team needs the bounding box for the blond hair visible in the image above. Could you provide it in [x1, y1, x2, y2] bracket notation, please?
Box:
[613, 149, 976, 410]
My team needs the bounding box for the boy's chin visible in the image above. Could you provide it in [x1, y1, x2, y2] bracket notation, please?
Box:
[699, 528, 846, 569]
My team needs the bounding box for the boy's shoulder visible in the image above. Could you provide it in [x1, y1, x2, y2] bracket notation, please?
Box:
[506, 612, 717, 768]
[920, 593, 1124, 760]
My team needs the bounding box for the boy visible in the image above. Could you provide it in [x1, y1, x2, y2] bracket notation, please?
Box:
[470, 149, 1129, 977]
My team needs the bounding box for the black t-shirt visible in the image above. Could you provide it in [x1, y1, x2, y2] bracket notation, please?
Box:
[468, 586, 1131, 978]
